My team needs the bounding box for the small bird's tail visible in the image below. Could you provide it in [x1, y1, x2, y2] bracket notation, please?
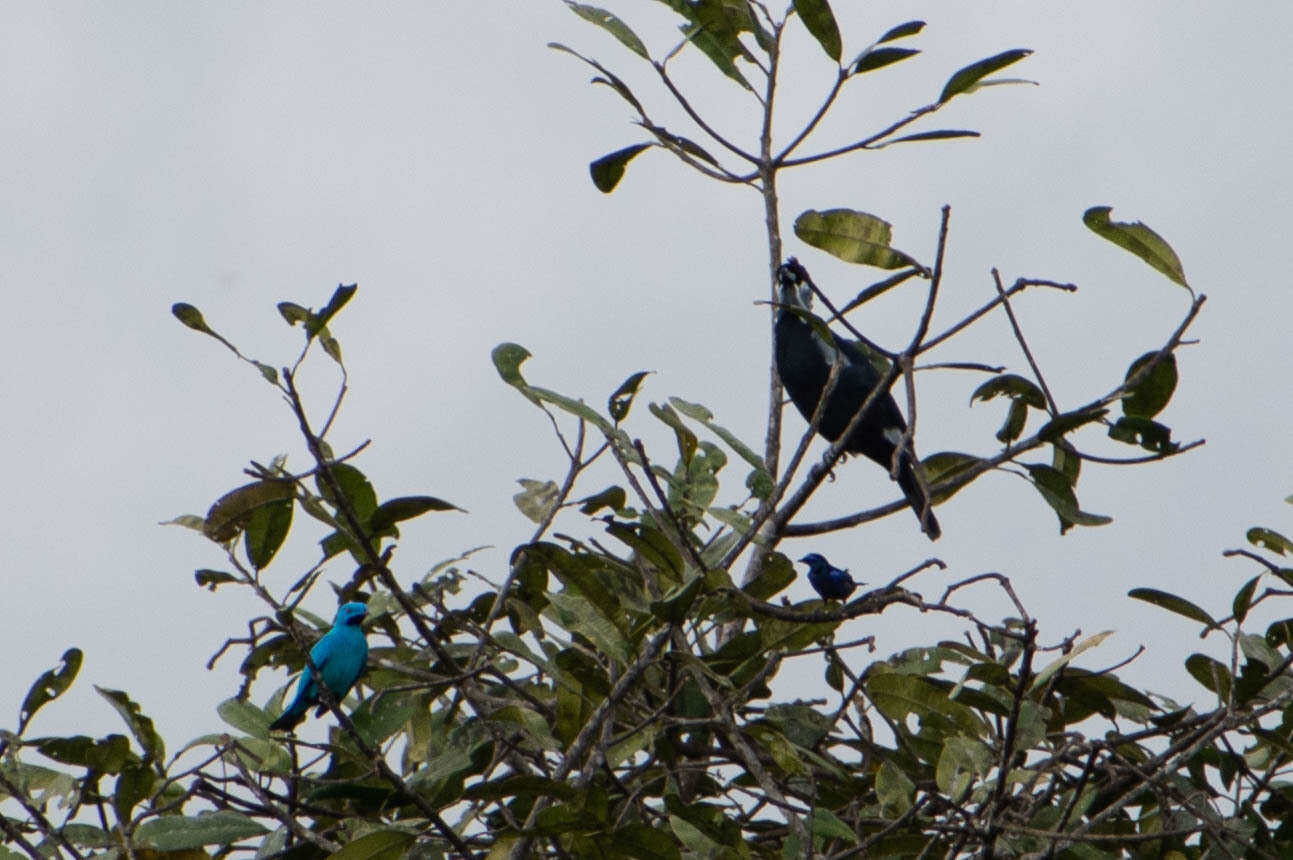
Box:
[896, 456, 941, 541]
[268, 705, 306, 732]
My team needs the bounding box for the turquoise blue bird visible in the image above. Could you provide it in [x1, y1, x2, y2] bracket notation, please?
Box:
[269, 602, 369, 732]
[800, 553, 863, 601]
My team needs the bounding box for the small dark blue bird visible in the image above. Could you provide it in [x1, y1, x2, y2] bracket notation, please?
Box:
[269, 602, 369, 732]
[800, 552, 862, 601]
[774, 258, 941, 540]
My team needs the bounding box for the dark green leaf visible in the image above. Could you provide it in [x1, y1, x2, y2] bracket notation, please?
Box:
[277, 302, 310, 326]
[565, 2, 650, 59]
[317, 463, 378, 525]
[922, 451, 980, 503]
[793, 208, 919, 269]
[939, 48, 1033, 103]
[742, 553, 796, 602]
[883, 129, 980, 145]
[19, 648, 82, 730]
[171, 302, 211, 333]
[1185, 653, 1232, 700]
[643, 125, 720, 166]
[877, 20, 924, 43]
[1122, 352, 1178, 419]
[1233, 575, 1261, 625]
[134, 810, 267, 851]
[35, 734, 133, 773]
[1082, 206, 1190, 290]
[1108, 416, 1177, 453]
[793, 0, 841, 62]
[114, 763, 155, 820]
[651, 573, 704, 624]
[854, 46, 918, 74]
[578, 486, 627, 516]
[1026, 464, 1112, 531]
[244, 496, 293, 570]
[95, 686, 164, 762]
[590, 143, 652, 193]
[194, 569, 238, 591]
[609, 371, 651, 422]
[650, 402, 698, 466]
[306, 283, 357, 337]
[1128, 587, 1216, 626]
[1248, 527, 1293, 556]
[970, 373, 1046, 408]
[369, 495, 463, 531]
[203, 480, 295, 543]
[1039, 408, 1108, 442]
[492, 342, 538, 401]
[997, 400, 1028, 444]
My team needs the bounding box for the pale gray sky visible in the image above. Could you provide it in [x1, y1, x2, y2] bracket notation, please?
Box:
[3, 3, 1290, 746]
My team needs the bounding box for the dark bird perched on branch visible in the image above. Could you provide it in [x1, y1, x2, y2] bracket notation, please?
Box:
[800, 552, 862, 601]
[774, 258, 941, 540]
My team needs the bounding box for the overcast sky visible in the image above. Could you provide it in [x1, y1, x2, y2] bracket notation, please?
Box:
[3, 3, 1291, 748]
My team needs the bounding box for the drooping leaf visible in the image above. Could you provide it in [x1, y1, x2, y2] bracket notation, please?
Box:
[609, 371, 651, 422]
[1248, 527, 1293, 556]
[793, 0, 841, 62]
[1185, 654, 1233, 700]
[590, 143, 652, 193]
[244, 496, 293, 570]
[1122, 352, 1178, 419]
[970, 373, 1046, 408]
[854, 46, 918, 74]
[1128, 587, 1216, 627]
[1039, 408, 1108, 442]
[171, 303, 212, 334]
[277, 302, 310, 326]
[650, 402, 698, 466]
[19, 648, 82, 730]
[1025, 464, 1112, 532]
[793, 208, 919, 269]
[35, 734, 134, 774]
[565, 2, 649, 59]
[939, 48, 1033, 103]
[1082, 206, 1191, 290]
[95, 686, 164, 762]
[1233, 574, 1261, 625]
[203, 480, 295, 544]
[922, 451, 981, 503]
[317, 463, 379, 525]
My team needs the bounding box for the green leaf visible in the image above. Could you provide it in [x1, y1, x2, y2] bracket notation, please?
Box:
[1108, 416, 1178, 454]
[1128, 587, 1216, 627]
[203, 480, 295, 543]
[1082, 206, 1190, 290]
[875, 760, 915, 814]
[970, 373, 1046, 408]
[277, 301, 310, 326]
[793, 0, 841, 62]
[369, 495, 463, 531]
[135, 810, 268, 851]
[651, 573, 704, 624]
[922, 451, 981, 503]
[1233, 575, 1260, 625]
[306, 283, 357, 337]
[939, 48, 1033, 103]
[565, 2, 649, 59]
[1247, 527, 1293, 556]
[1025, 464, 1112, 532]
[1122, 352, 1177, 419]
[742, 553, 796, 601]
[1185, 653, 1232, 700]
[1039, 408, 1108, 442]
[811, 807, 859, 844]
[883, 129, 980, 146]
[244, 496, 293, 570]
[590, 143, 652, 193]
[996, 400, 1028, 444]
[19, 648, 82, 730]
[326, 830, 416, 860]
[95, 686, 164, 762]
[579, 485, 627, 516]
[867, 672, 982, 736]
[549, 42, 646, 114]
[877, 20, 924, 43]
[171, 302, 212, 334]
[650, 402, 698, 466]
[34, 734, 133, 774]
[217, 697, 271, 738]
[609, 371, 651, 422]
[113, 763, 154, 820]
[493, 342, 537, 398]
[514, 479, 560, 524]
[194, 569, 237, 591]
[318, 463, 379, 525]
[854, 46, 918, 74]
[793, 208, 919, 269]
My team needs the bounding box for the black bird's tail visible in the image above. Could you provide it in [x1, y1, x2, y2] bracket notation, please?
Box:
[895, 455, 941, 541]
